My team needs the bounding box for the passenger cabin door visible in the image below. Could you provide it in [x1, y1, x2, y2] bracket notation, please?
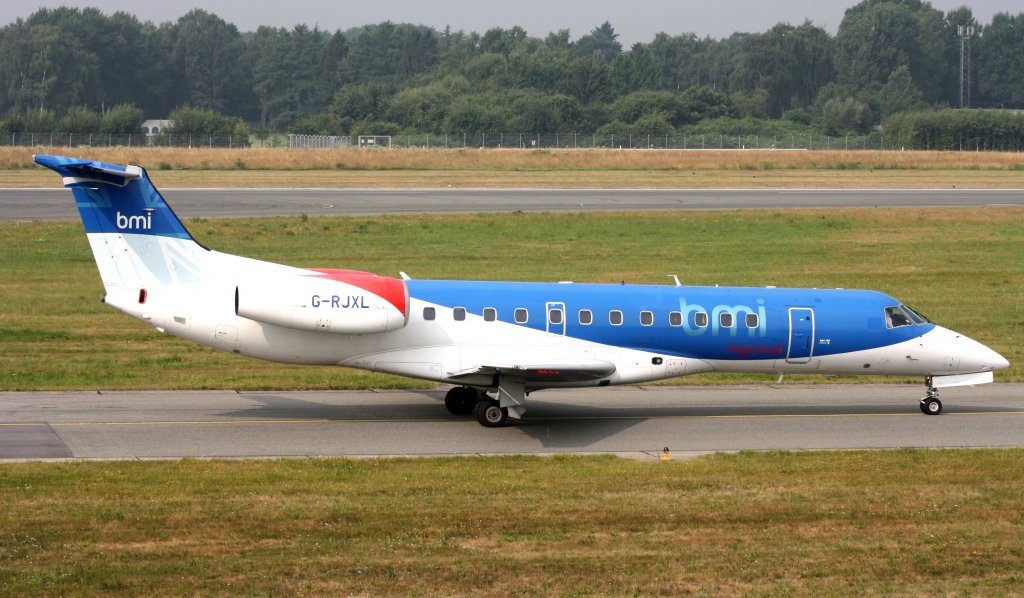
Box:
[787, 307, 815, 363]
[546, 302, 566, 336]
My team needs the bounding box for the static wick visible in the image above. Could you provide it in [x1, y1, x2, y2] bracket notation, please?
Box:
[660, 446, 672, 461]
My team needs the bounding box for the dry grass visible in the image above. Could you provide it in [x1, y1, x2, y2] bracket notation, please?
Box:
[6, 167, 1024, 189]
[2, 146, 1023, 172]
[3, 146, 1023, 188]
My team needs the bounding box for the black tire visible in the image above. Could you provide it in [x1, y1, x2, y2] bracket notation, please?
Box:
[922, 397, 942, 415]
[474, 398, 508, 427]
[919, 400, 929, 414]
[444, 387, 477, 416]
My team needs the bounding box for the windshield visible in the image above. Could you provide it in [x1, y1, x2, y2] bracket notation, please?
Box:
[901, 304, 930, 324]
[885, 304, 929, 328]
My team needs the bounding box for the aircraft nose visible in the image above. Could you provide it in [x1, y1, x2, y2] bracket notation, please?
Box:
[934, 326, 1010, 373]
[990, 350, 1011, 372]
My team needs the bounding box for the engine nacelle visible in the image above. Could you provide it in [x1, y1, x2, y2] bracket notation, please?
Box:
[236, 269, 408, 335]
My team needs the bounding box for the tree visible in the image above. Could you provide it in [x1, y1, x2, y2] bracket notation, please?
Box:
[678, 85, 737, 123]
[610, 44, 658, 94]
[340, 22, 440, 84]
[101, 103, 143, 134]
[734, 22, 834, 117]
[59, 105, 101, 132]
[878, 65, 927, 116]
[976, 12, 1024, 108]
[248, 25, 340, 130]
[171, 10, 253, 116]
[821, 96, 871, 134]
[332, 81, 394, 123]
[609, 91, 688, 126]
[576, 22, 622, 63]
[834, 0, 947, 104]
[384, 76, 469, 133]
[166, 105, 238, 135]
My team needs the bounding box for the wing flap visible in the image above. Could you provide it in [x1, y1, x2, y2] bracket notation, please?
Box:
[448, 360, 616, 384]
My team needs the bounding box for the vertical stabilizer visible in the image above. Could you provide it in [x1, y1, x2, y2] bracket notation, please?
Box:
[34, 154, 209, 293]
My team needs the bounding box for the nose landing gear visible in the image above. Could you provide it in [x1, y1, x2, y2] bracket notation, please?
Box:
[920, 379, 942, 415]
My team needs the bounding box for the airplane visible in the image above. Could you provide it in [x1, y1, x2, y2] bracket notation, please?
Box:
[34, 154, 1010, 427]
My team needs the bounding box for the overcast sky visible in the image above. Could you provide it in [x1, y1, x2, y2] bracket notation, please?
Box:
[6, 1, 1021, 45]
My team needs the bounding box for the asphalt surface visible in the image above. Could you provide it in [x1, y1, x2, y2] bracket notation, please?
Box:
[2, 384, 1021, 460]
[2, 188, 1022, 220]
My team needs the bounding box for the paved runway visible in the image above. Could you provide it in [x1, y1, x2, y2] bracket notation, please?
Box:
[2, 188, 1022, 220]
[2, 384, 1021, 460]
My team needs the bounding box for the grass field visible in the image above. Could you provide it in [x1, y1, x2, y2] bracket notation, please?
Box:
[1, 208, 1020, 390]
[1, 451, 1022, 595]
[2, 147, 1023, 188]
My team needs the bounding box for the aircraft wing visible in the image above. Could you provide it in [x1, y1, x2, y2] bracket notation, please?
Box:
[447, 360, 616, 384]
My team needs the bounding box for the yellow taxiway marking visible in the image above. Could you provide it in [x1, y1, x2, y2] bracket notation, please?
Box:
[1, 411, 1023, 427]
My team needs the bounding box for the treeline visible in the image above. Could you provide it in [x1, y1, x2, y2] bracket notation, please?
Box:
[1, 2, 1023, 138]
[884, 109, 1024, 150]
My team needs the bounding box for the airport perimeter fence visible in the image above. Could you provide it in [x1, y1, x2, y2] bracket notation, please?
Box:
[377, 132, 885, 151]
[0, 130, 934, 151]
[1, 132, 253, 149]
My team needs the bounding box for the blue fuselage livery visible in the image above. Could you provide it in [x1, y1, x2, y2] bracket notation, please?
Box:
[33, 154, 1010, 427]
[405, 281, 925, 362]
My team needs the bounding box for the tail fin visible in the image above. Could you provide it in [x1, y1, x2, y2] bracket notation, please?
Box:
[34, 154, 210, 293]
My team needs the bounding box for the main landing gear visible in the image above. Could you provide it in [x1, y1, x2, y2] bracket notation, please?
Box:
[444, 386, 480, 416]
[920, 378, 942, 415]
[444, 382, 525, 428]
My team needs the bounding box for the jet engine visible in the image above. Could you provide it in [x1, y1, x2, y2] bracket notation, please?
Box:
[235, 269, 408, 335]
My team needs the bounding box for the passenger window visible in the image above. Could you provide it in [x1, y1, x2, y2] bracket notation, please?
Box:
[578, 309, 593, 325]
[720, 312, 733, 328]
[885, 306, 912, 328]
[640, 311, 654, 326]
[483, 307, 497, 322]
[694, 312, 708, 328]
[669, 311, 682, 327]
[514, 308, 528, 324]
[745, 313, 759, 328]
[609, 310, 623, 326]
[549, 308, 563, 325]
[423, 307, 436, 321]
[453, 307, 466, 321]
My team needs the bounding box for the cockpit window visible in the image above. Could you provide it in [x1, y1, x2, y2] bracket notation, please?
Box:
[901, 304, 930, 324]
[885, 306, 914, 328]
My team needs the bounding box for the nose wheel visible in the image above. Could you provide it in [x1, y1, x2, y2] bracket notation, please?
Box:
[920, 380, 942, 415]
[920, 396, 942, 415]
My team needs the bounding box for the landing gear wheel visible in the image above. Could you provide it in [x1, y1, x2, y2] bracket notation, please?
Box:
[921, 397, 942, 415]
[444, 387, 478, 416]
[475, 398, 508, 428]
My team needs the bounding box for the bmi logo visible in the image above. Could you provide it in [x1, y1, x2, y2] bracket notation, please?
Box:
[116, 210, 152, 230]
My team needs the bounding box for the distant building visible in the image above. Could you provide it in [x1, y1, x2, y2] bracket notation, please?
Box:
[141, 119, 172, 136]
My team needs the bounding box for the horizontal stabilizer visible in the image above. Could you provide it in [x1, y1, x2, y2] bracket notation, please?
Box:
[34, 154, 141, 187]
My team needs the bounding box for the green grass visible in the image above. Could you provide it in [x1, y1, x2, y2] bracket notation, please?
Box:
[1, 208, 1021, 390]
[1, 451, 1023, 595]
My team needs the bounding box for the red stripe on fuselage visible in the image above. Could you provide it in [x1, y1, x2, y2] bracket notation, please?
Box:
[307, 268, 407, 315]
